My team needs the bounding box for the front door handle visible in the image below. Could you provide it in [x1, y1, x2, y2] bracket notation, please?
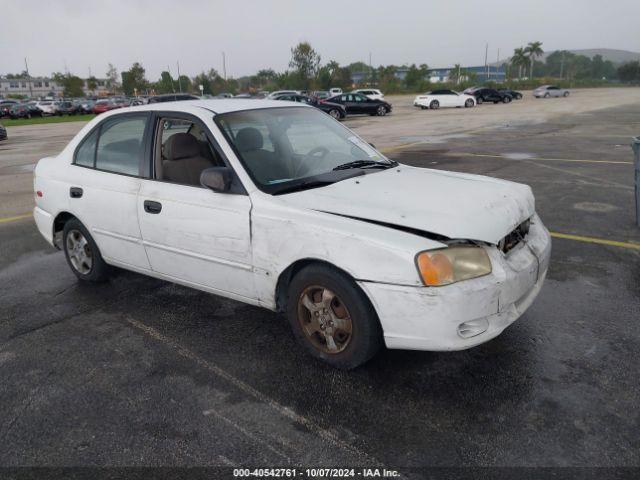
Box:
[143, 200, 162, 214]
[70, 187, 83, 198]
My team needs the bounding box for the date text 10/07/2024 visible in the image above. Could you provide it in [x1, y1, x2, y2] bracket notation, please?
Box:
[233, 468, 401, 478]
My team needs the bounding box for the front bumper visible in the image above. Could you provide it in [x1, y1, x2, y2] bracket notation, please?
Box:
[359, 214, 551, 351]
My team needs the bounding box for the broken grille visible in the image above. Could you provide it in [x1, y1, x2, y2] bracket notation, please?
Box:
[499, 219, 531, 254]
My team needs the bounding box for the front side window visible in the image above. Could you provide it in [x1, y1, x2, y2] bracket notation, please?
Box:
[155, 118, 224, 186]
[95, 116, 147, 175]
[216, 107, 395, 194]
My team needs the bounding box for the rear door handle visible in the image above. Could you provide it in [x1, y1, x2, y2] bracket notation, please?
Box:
[70, 187, 83, 198]
[143, 200, 162, 214]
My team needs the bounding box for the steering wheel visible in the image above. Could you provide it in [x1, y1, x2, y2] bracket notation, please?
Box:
[294, 146, 331, 177]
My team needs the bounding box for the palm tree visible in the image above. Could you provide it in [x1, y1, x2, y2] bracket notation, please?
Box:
[511, 48, 528, 79]
[525, 41, 544, 78]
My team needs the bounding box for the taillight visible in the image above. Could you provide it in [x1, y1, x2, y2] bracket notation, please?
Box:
[36, 191, 43, 197]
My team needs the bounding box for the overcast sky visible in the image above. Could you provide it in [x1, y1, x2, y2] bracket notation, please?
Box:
[2, 0, 639, 80]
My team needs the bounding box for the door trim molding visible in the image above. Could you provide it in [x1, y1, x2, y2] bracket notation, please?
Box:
[142, 239, 253, 271]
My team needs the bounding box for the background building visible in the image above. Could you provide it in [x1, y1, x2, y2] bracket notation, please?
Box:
[428, 65, 506, 83]
[0, 77, 110, 98]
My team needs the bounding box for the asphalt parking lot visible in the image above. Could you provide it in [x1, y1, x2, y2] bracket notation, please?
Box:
[1, 91, 639, 473]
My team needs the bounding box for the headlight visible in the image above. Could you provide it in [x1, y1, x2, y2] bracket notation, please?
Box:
[415, 245, 492, 286]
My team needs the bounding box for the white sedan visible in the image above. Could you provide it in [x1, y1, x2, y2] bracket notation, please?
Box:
[413, 89, 476, 109]
[352, 89, 384, 101]
[33, 99, 550, 369]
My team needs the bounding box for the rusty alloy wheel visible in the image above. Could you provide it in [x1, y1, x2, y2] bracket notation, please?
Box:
[297, 285, 353, 354]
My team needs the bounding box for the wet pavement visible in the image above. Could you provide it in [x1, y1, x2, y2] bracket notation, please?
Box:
[0, 103, 639, 474]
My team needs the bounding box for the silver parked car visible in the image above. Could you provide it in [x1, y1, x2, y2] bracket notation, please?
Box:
[533, 85, 570, 98]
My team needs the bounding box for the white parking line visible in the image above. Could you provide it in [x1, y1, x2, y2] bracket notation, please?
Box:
[124, 316, 379, 464]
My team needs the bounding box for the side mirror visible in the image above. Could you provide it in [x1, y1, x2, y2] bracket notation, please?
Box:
[200, 167, 232, 192]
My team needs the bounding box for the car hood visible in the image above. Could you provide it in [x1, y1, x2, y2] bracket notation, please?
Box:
[279, 165, 535, 244]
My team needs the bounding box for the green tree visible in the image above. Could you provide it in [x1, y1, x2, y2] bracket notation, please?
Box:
[524, 41, 544, 78]
[86, 76, 98, 93]
[156, 71, 175, 94]
[404, 63, 429, 90]
[289, 42, 321, 90]
[511, 47, 528, 79]
[51, 73, 85, 97]
[618, 61, 640, 82]
[106, 63, 119, 94]
[121, 62, 148, 96]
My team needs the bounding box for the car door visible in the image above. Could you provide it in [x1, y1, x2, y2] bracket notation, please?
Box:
[136, 112, 256, 301]
[549, 86, 560, 97]
[68, 112, 152, 270]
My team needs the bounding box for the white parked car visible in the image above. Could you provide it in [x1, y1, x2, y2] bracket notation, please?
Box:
[329, 87, 343, 97]
[352, 89, 384, 101]
[267, 90, 299, 99]
[33, 99, 551, 369]
[413, 89, 476, 109]
[533, 85, 570, 98]
[35, 101, 58, 115]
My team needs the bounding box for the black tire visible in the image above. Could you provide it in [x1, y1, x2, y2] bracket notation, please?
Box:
[328, 109, 341, 120]
[286, 264, 383, 369]
[464, 98, 474, 108]
[376, 105, 387, 116]
[476, 97, 483, 105]
[429, 100, 439, 109]
[544, 93, 550, 98]
[420, 105, 427, 110]
[63, 218, 110, 282]
[503, 96, 511, 103]
[563, 91, 569, 97]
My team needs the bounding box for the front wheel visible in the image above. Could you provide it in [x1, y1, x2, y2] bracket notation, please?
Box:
[544, 93, 550, 98]
[376, 105, 387, 116]
[503, 96, 511, 103]
[476, 97, 483, 105]
[563, 91, 569, 97]
[63, 218, 110, 282]
[464, 99, 474, 107]
[287, 265, 383, 369]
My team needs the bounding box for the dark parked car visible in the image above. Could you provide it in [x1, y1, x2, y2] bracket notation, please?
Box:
[273, 94, 347, 119]
[9, 103, 43, 119]
[0, 123, 7, 141]
[0, 100, 20, 118]
[326, 93, 392, 116]
[147, 94, 199, 103]
[498, 88, 523, 100]
[79, 99, 95, 114]
[467, 88, 513, 104]
[57, 101, 81, 115]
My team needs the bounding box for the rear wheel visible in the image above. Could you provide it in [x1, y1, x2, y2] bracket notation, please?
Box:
[563, 91, 569, 97]
[287, 264, 383, 369]
[429, 100, 439, 109]
[328, 109, 341, 120]
[544, 93, 550, 98]
[376, 105, 387, 116]
[63, 218, 110, 282]
[503, 96, 512, 103]
[476, 97, 483, 105]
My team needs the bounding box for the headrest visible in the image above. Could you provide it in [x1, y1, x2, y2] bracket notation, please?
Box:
[166, 133, 200, 160]
[235, 127, 264, 152]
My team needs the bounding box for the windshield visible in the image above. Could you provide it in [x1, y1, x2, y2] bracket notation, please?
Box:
[216, 107, 394, 194]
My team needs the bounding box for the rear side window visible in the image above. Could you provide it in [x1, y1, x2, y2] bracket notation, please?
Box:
[75, 129, 98, 167]
[96, 116, 147, 175]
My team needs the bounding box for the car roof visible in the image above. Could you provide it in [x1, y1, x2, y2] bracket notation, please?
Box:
[98, 99, 311, 117]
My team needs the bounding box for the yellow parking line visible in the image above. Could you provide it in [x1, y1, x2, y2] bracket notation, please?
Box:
[0, 213, 32, 224]
[380, 141, 425, 154]
[459, 152, 632, 165]
[550, 232, 640, 250]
